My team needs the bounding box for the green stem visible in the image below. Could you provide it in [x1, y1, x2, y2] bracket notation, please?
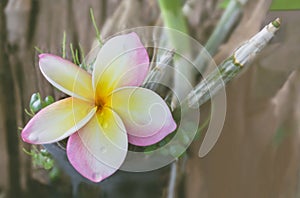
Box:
[89, 8, 102, 45]
[157, 0, 188, 34]
[157, 0, 195, 109]
[157, 0, 190, 54]
[62, 31, 66, 58]
[195, 0, 248, 73]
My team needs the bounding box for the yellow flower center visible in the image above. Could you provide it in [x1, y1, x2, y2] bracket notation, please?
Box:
[95, 96, 106, 112]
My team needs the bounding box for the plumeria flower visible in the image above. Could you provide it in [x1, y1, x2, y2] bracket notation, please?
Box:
[21, 32, 176, 182]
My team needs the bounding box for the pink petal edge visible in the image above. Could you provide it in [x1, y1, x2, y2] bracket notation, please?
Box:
[128, 117, 177, 146]
[67, 133, 118, 182]
[66, 109, 128, 183]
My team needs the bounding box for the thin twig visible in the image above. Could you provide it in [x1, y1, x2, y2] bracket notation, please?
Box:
[62, 31, 66, 58]
[89, 8, 102, 45]
[167, 161, 178, 198]
[187, 18, 281, 107]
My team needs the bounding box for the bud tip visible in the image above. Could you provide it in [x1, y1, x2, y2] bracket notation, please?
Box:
[272, 18, 281, 28]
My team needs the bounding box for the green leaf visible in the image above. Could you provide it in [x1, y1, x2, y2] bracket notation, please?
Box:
[219, 0, 230, 9]
[70, 43, 78, 65]
[34, 46, 43, 54]
[49, 167, 60, 181]
[270, 0, 300, 10]
[43, 158, 54, 170]
[78, 44, 87, 70]
[144, 146, 156, 154]
[24, 108, 34, 117]
[220, 0, 300, 10]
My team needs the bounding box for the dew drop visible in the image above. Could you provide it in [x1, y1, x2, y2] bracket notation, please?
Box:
[100, 146, 107, 153]
[102, 122, 108, 129]
[98, 116, 103, 123]
[28, 134, 39, 142]
[92, 172, 102, 181]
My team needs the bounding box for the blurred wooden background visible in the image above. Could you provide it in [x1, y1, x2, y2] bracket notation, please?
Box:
[0, 0, 300, 197]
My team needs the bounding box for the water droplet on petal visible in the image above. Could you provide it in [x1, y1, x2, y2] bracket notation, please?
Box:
[92, 172, 102, 181]
[100, 111, 104, 117]
[100, 146, 107, 153]
[102, 122, 108, 129]
[28, 134, 39, 142]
